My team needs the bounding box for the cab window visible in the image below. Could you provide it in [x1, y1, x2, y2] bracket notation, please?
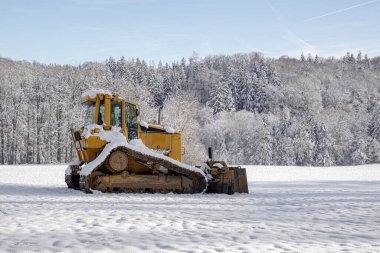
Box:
[110, 101, 122, 127]
[125, 103, 138, 139]
[97, 101, 105, 125]
[84, 101, 96, 125]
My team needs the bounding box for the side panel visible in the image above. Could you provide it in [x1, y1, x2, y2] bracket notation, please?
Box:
[76, 136, 107, 163]
[139, 129, 182, 162]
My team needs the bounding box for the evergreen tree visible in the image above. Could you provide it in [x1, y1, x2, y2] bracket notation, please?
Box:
[343, 52, 351, 64]
[357, 51, 362, 63]
[313, 123, 333, 166]
[350, 53, 356, 64]
[116, 56, 128, 79]
[106, 57, 117, 79]
[207, 71, 234, 115]
[300, 53, 306, 62]
[369, 111, 380, 141]
[367, 138, 380, 163]
[307, 53, 313, 63]
[364, 54, 371, 69]
[350, 139, 367, 164]
[314, 55, 319, 64]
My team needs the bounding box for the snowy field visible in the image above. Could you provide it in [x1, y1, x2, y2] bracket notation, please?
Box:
[1, 165, 380, 253]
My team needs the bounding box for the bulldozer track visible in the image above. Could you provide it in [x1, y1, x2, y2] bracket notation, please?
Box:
[78, 145, 208, 194]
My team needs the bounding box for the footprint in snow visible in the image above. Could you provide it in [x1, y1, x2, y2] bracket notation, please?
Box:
[52, 241, 64, 247]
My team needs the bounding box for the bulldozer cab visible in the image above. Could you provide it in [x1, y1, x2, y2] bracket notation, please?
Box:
[81, 92, 183, 162]
[82, 93, 140, 140]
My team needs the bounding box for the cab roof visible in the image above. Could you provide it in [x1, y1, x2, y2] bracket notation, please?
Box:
[81, 89, 137, 106]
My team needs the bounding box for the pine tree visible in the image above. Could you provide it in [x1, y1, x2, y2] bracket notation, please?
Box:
[239, 72, 257, 111]
[294, 127, 314, 166]
[116, 56, 128, 79]
[369, 111, 380, 141]
[356, 51, 362, 63]
[254, 121, 273, 164]
[367, 138, 380, 163]
[226, 65, 242, 109]
[307, 53, 313, 63]
[349, 53, 356, 64]
[300, 53, 306, 62]
[207, 71, 234, 115]
[313, 123, 333, 166]
[266, 64, 281, 86]
[364, 54, 371, 69]
[272, 113, 296, 165]
[314, 55, 319, 64]
[147, 68, 165, 107]
[343, 52, 351, 64]
[350, 139, 367, 164]
[106, 57, 117, 80]
[238, 72, 268, 113]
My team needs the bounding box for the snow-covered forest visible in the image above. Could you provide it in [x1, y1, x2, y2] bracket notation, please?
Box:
[1, 52, 380, 166]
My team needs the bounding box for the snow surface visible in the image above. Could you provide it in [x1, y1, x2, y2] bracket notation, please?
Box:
[139, 120, 149, 129]
[81, 124, 124, 141]
[164, 126, 175, 134]
[139, 120, 176, 134]
[1, 164, 380, 252]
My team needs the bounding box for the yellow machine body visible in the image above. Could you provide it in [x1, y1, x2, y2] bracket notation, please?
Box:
[76, 93, 182, 165]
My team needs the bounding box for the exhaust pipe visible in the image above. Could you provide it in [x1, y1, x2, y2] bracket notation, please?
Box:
[208, 147, 213, 161]
[158, 105, 163, 125]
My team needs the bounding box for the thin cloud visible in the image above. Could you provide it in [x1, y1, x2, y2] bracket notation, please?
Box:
[282, 33, 317, 56]
[304, 0, 380, 22]
[266, 0, 317, 55]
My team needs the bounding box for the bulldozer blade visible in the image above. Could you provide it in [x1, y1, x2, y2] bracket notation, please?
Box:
[206, 166, 249, 194]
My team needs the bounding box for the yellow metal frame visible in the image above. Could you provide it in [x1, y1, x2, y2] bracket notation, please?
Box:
[76, 93, 183, 163]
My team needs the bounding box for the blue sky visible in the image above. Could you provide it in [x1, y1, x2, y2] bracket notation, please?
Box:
[0, 0, 379, 65]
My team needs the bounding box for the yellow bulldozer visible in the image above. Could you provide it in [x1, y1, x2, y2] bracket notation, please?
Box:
[65, 90, 248, 194]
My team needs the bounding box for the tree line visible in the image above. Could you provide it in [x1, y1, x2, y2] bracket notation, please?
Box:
[0, 51, 380, 166]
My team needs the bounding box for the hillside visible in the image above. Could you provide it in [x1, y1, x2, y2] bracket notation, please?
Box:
[1, 52, 380, 165]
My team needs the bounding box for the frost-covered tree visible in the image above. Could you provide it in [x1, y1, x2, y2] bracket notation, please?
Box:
[363, 54, 371, 69]
[251, 117, 273, 164]
[307, 53, 313, 63]
[367, 138, 380, 163]
[162, 94, 208, 164]
[300, 53, 306, 62]
[357, 51, 362, 63]
[272, 110, 296, 165]
[313, 123, 333, 166]
[294, 127, 314, 166]
[350, 139, 368, 164]
[207, 71, 234, 114]
[369, 111, 380, 141]
[314, 55, 319, 64]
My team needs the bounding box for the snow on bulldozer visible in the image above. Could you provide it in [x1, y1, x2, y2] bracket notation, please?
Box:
[65, 90, 248, 194]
